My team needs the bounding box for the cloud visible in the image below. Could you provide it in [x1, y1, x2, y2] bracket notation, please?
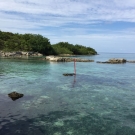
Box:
[0, 0, 135, 53]
[1, 0, 135, 21]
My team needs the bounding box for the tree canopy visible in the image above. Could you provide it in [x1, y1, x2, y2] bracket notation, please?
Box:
[52, 42, 97, 55]
[0, 30, 97, 55]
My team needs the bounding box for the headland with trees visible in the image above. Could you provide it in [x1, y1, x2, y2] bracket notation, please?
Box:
[0, 30, 97, 56]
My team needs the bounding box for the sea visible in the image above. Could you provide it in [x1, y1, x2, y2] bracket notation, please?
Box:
[0, 53, 135, 135]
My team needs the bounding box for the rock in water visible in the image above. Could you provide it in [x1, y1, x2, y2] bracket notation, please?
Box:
[108, 58, 126, 63]
[8, 91, 24, 101]
[97, 58, 127, 64]
[63, 73, 76, 76]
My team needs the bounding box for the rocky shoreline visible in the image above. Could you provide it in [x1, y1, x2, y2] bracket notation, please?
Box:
[0, 51, 43, 57]
[45, 56, 135, 63]
[97, 58, 135, 64]
[45, 56, 94, 62]
[0, 52, 135, 63]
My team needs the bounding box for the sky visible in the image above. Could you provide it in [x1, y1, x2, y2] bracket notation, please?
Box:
[0, 0, 135, 53]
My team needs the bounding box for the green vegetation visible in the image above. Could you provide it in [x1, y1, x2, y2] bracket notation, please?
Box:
[52, 42, 97, 55]
[0, 31, 55, 55]
[0, 30, 97, 55]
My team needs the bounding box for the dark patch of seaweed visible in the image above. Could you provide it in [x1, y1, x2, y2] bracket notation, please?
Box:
[1, 111, 135, 135]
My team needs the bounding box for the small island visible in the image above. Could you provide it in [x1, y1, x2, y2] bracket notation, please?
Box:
[0, 30, 97, 57]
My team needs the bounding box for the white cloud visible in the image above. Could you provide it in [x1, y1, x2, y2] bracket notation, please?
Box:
[0, 0, 135, 20]
[0, 0, 135, 53]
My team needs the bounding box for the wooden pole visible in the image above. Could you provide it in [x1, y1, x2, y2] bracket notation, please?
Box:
[74, 58, 76, 75]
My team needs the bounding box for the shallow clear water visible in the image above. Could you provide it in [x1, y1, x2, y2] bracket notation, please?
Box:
[0, 53, 135, 135]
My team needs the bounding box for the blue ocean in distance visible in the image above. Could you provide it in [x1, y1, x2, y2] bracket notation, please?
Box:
[0, 53, 135, 135]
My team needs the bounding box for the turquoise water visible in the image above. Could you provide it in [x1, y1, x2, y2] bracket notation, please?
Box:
[0, 53, 135, 135]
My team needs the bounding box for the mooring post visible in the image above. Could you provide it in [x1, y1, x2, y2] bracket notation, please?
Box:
[74, 58, 76, 75]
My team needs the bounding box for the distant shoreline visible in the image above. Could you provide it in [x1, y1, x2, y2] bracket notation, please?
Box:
[98, 52, 135, 54]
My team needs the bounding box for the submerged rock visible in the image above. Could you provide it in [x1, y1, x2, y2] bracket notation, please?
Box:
[8, 91, 24, 101]
[63, 73, 76, 76]
[127, 60, 135, 63]
[96, 61, 110, 64]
